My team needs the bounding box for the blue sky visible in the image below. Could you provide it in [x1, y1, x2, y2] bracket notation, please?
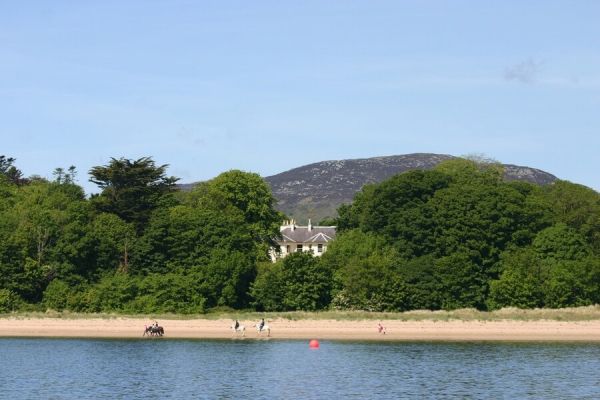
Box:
[2, 1, 600, 194]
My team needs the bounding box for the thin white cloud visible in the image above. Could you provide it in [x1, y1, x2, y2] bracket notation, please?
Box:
[504, 59, 543, 84]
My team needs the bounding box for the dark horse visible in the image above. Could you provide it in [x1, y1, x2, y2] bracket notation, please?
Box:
[143, 325, 165, 337]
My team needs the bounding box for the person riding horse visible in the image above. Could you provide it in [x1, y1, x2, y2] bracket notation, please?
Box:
[255, 319, 270, 336]
[234, 319, 239, 330]
[143, 322, 164, 337]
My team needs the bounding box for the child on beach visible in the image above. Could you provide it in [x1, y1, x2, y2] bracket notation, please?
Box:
[377, 322, 386, 334]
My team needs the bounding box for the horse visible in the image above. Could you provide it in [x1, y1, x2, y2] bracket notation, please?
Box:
[143, 325, 153, 336]
[143, 325, 165, 337]
[231, 322, 246, 337]
[255, 323, 270, 337]
[153, 326, 164, 336]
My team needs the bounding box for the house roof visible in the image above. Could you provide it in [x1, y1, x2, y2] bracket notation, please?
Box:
[279, 226, 336, 244]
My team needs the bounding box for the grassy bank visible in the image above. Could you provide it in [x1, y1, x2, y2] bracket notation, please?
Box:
[3, 305, 600, 322]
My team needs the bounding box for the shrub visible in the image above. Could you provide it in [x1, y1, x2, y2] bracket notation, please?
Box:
[42, 280, 72, 311]
[0, 288, 20, 312]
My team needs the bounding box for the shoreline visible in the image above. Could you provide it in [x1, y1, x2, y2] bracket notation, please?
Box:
[1, 317, 600, 342]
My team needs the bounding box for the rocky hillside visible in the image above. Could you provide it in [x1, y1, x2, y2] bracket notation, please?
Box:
[178, 153, 558, 223]
[264, 153, 557, 223]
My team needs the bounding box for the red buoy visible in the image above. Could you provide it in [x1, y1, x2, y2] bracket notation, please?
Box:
[309, 339, 320, 349]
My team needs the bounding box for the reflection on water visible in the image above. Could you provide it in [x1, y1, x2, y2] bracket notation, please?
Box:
[2, 339, 600, 399]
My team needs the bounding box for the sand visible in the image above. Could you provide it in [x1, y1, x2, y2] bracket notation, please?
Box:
[1, 317, 599, 341]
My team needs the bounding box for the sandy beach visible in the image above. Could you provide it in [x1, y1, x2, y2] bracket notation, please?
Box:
[1, 317, 599, 341]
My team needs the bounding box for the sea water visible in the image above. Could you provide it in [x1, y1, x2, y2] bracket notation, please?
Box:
[1, 338, 599, 399]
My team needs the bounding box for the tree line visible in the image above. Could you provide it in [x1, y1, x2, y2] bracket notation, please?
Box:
[1, 155, 599, 313]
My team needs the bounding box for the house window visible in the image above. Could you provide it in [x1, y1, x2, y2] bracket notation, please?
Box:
[309, 244, 313, 253]
[286, 245, 290, 254]
[317, 244, 323, 253]
[296, 244, 303, 252]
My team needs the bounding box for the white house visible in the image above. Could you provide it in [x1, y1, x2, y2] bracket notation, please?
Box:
[271, 219, 336, 262]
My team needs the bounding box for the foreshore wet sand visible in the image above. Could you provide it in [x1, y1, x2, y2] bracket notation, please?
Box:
[1, 317, 599, 341]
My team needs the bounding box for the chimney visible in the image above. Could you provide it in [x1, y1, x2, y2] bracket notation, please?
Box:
[308, 219, 312, 232]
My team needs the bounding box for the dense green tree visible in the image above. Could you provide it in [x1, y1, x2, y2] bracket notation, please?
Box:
[52, 166, 78, 185]
[250, 261, 286, 311]
[132, 204, 255, 274]
[195, 250, 257, 309]
[79, 272, 140, 312]
[89, 157, 179, 232]
[324, 160, 589, 312]
[0, 177, 20, 293]
[0, 155, 27, 185]
[488, 268, 541, 310]
[252, 252, 332, 311]
[429, 180, 547, 276]
[489, 225, 598, 309]
[487, 248, 543, 309]
[319, 229, 391, 276]
[335, 171, 453, 258]
[127, 273, 206, 314]
[336, 184, 377, 231]
[3, 155, 600, 314]
[280, 252, 332, 311]
[397, 255, 440, 310]
[0, 288, 20, 312]
[543, 261, 591, 308]
[42, 280, 72, 311]
[321, 230, 408, 311]
[543, 181, 600, 251]
[434, 157, 504, 186]
[1, 180, 90, 302]
[433, 252, 486, 310]
[188, 170, 283, 259]
[89, 213, 136, 274]
[361, 170, 451, 257]
[532, 223, 591, 262]
[331, 252, 407, 311]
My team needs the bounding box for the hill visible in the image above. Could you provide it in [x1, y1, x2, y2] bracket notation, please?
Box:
[178, 153, 558, 223]
[263, 153, 557, 223]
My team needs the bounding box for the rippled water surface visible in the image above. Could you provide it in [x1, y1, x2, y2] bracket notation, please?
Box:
[1, 338, 599, 399]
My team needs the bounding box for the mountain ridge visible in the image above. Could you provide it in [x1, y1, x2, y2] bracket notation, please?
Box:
[264, 153, 557, 223]
[180, 153, 558, 223]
